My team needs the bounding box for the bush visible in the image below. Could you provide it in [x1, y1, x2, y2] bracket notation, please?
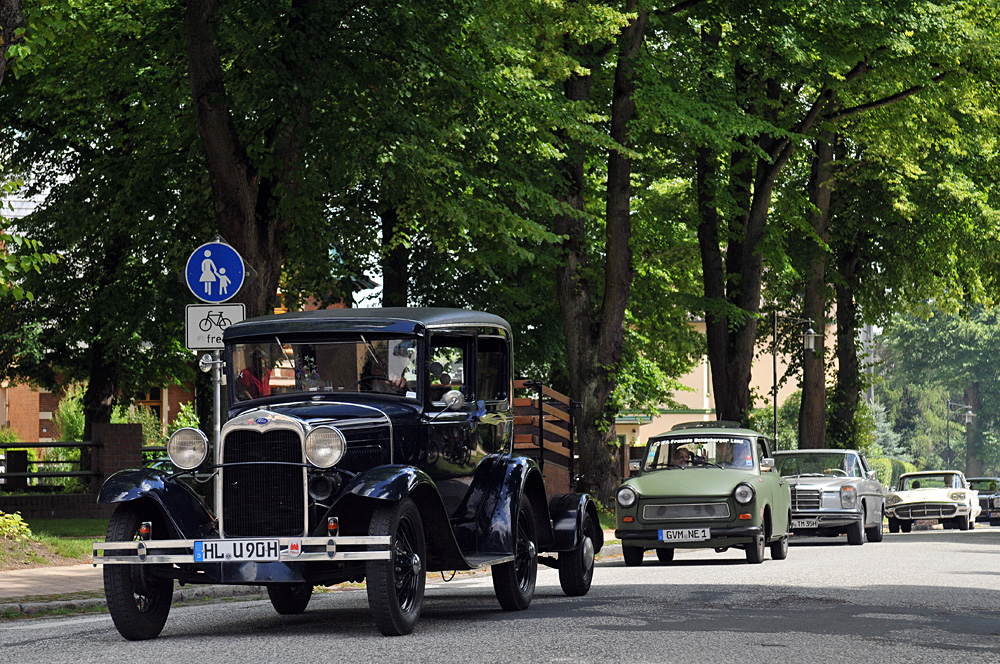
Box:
[53, 383, 86, 442]
[168, 402, 200, 433]
[0, 511, 33, 541]
[0, 426, 20, 444]
[870, 457, 894, 488]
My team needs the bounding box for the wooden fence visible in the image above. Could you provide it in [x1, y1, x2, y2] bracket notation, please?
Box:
[512, 379, 579, 497]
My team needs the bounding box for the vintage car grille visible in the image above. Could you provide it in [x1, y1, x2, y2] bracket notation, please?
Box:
[221, 429, 304, 538]
[791, 487, 822, 511]
[895, 504, 958, 519]
[642, 503, 731, 521]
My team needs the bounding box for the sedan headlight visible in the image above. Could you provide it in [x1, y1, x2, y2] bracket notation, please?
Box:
[734, 483, 755, 505]
[167, 428, 209, 470]
[840, 486, 858, 509]
[304, 426, 346, 468]
[949, 492, 965, 502]
[617, 486, 638, 508]
[887, 495, 901, 506]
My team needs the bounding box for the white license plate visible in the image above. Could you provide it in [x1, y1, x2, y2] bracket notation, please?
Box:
[194, 539, 280, 562]
[658, 527, 710, 542]
[915, 519, 937, 526]
[792, 518, 818, 529]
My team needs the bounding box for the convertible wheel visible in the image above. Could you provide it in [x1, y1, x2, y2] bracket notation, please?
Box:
[866, 517, 884, 543]
[267, 583, 313, 615]
[622, 545, 644, 567]
[846, 518, 865, 546]
[492, 499, 538, 611]
[899, 520, 912, 533]
[655, 548, 675, 563]
[745, 534, 765, 564]
[957, 513, 971, 531]
[104, 502, 174, 641]
[888, 517, 899, 533]
[366, 498, 426, 635]
[558, 511, 597, 596]
[769, 534, 789, 560]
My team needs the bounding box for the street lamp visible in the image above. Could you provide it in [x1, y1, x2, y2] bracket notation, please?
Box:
[945, 399, 974, 468]
[771, 313, 822, 446]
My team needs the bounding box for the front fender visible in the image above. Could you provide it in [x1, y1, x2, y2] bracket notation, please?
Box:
[340, 464, 436, 502]
[549, 493, 604, 554]
[97, 468, 215, 539]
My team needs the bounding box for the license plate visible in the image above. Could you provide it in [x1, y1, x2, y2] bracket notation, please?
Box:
[194, 539, 280, 562]
[792, 518, 818, 529]
[658, 528, 710, 542]
[915, 519, 937, 526]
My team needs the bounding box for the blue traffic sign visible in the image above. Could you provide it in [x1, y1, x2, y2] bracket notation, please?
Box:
[185, 241, 245, 303]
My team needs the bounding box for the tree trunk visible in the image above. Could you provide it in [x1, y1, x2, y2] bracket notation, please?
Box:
[964, 383, 983, 476]
[0, 0, 24, 87]
[799, 132, 834, 448]
[828, 243, 862, 449]
[380, 203, 409, 307]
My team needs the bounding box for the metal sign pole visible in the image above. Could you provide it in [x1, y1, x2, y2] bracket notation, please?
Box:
[213, 350, 222, 448]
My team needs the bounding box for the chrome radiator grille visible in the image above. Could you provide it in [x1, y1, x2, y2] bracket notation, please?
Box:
[642, 503, 731, 521]
[895, 504, 958, 519]
[791, 487, 821, 511]
[221, 429, 304, 538]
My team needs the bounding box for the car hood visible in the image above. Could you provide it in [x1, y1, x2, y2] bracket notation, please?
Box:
[784, 475, 856, 489]
[889, 487, 975, 503]
[627, 467, 760, 497]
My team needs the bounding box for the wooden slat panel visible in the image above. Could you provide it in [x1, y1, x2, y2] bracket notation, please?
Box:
[541, 385, 570, 406]
[541, 402, 570, 422]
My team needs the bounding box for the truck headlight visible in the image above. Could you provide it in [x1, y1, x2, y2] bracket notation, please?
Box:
[840, 486, 858, 509]
[617, 486, 638, 508]
[305, 426, 346, 468]
[167, 428, 209, 470]
[734, 483, 755, 505]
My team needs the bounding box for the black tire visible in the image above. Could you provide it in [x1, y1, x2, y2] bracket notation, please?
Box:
[492, 499, 538, 611]
[846, 518, 865, 545]
[655, 548, 675, 563]
[267, 583, 313, 615]
[745, 533, 765, 564]
[957, 512, 971, 531]
[103, 502, 174, 641]
[866, 515, 884, 543]
[900, 520, 912, 533]
[623, 545, 644, 567]
[365, 498, 426, 636]
[558, 512, 597, 596]
[888, 517, 899, 533]
[969, 518, 976, 530]
[769, 534, 789, 560]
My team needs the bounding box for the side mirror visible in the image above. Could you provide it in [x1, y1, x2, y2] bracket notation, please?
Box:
[866, 469, 877, 480]
[442, 389, 465, 411]
[760, 457, 775, 472]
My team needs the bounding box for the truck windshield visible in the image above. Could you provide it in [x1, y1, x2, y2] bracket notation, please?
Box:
[230, 337, 418, 402]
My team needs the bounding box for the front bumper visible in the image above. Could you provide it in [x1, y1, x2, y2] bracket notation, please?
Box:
[789, 510, 861, 531]
[616, 525, 762, 548]
[94, 535, 390, 566]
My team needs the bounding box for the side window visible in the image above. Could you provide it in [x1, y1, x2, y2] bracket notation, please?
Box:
[756, 438, 770, 461]
[846, 455, 862, 478]
[429, 335, 471, 403]
[476, 334, 509, 402]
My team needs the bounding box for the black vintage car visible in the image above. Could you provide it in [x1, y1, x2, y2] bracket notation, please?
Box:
[93, 308, 601, 639]
[968, 477, 1000, 525]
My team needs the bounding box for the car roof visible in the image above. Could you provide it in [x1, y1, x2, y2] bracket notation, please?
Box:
[900, 470, 965, 477]
[968, 477, 1000, 481]
[225, 307, 512, 340]
[773, 449, 858, 455]
[650, 423, 764, 440]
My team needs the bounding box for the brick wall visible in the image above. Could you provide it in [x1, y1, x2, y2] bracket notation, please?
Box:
[6, 384, 39, 443]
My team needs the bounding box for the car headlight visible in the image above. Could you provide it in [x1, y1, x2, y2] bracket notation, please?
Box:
[167, 428, 209, 470]
[304, 426, 346, 468]
[840, 486, 858, 509]
[949, 492, 965, 502]
[617, 486, 638, 508]
[887, 495, 901, 506]
[734, 483, 755, 505]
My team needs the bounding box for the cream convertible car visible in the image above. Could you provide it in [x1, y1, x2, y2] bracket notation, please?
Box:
[886, 471, 981, 532]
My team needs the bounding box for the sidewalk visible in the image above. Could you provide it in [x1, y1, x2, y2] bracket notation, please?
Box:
[0, 531, 620, 617]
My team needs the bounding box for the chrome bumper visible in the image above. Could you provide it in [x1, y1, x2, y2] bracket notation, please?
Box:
[93, 535, 391, 565]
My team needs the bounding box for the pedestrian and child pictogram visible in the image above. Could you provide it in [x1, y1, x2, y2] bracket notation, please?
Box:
[185, 241, 245, 303]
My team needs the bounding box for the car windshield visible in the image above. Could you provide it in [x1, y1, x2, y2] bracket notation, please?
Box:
[230, 336, 418, 403]
[970, 479, 999, 492]
[900, 474, 959, 490]
[775, 453, 855, 478]
[644, 436, 754, 470]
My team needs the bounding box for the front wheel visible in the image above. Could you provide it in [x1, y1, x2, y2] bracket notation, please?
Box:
[104, 502, 174, 641]
[366, 498, 426, 636]
[846, 518, 865, 545]
[957, 512, 971, 531]
[745, 534, 765, 564]
[769, 534, 789, 560]
[866, 516, 884, 543]
[899, 520, 912, 533]
[888, 517, 900, 533]
[492, 499, 538, 611]
[558, 511, 596, 597]
[622, 545, 644, 567]
[267, 583, 313, 615]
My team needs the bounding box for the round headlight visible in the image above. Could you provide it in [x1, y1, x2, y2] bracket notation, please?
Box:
[887, 495, 901, 506]
[304, 426, 346, 468]
[617, 486, 638, 508]
[167, 428, 209, 470]
[949, 491, 965, 502]
[734, 483, 755, 505]
[840, 485, 858, 508]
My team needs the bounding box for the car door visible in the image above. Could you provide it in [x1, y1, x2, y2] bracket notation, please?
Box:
[758, 437, 790, 535]
[855, 454, 884, 528]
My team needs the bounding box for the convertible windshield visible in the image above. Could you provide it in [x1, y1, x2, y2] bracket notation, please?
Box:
[775, 453, 858, 478]
[644, 436, 754, 470]
[231, 337, 418, 403]
[900, 474, 961, 490]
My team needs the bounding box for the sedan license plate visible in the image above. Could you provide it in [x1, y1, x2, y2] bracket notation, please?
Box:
[792, 518, 818, 529]
[194, 539, 280, 562]
[658, 527, 710, 542]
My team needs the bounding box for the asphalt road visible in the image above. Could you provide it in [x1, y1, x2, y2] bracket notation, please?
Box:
[3, 529, 999, 663]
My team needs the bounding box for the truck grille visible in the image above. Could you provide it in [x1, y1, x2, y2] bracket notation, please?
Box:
[221, 429, 304, 538]
[791, 487, 821, 511]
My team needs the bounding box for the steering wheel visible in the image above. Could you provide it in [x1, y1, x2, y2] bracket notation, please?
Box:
[824, 468, 848, 477]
